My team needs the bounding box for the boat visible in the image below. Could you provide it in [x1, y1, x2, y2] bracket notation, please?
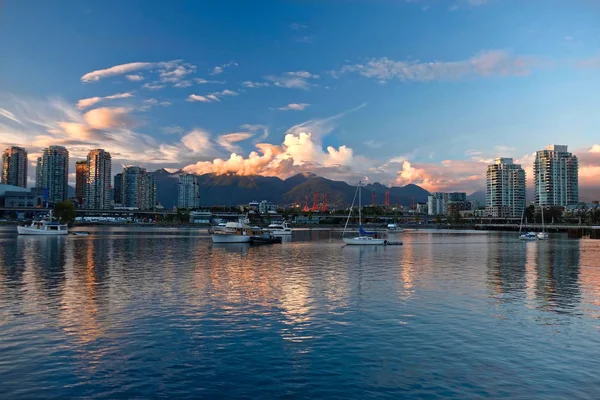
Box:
[250, 233, 282, 245]
[17, 212, 68, 235]
[520, 232, 538, 241]
[537, 201, 549, 240]
[342, 181, 386, 246]
[209, 217, 262, 243]
[387, 223, 403, 232]
[71, 231, 91, 236]
[268, 221, 293, 236]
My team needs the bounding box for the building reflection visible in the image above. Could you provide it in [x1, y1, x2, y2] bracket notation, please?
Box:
[579, 241, 600, 319]
[486, 239, 527, 302]
[0, 237, 27, 304]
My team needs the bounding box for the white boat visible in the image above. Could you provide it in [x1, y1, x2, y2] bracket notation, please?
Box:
[387, 223, 403, 232]
[342, 181, 386, 246]
[268, 221, 293, 236]
[17, 214, 68, 236]
[537, 197, 549, 240]
[520, 232, 537, 241]
[209, 217, 261, 243]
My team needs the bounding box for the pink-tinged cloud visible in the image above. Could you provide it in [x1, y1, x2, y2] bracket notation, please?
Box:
[77, 92, 133, 110]
[81, 60, 179, 83]
[83, 107, 132, 130]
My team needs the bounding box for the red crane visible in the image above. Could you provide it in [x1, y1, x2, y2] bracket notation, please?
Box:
[321, 193, 328, 212]
[311, 191, 319, 211]
[385, 190, 390, 206]
[302, 196, 310, 212]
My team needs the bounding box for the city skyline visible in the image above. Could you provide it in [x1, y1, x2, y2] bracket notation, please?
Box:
[1, 1, 599, 199]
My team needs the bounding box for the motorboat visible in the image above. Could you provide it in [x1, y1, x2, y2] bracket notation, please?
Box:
[519, 232, 537, 241]
[342, 182, 386, 246]
[387, 223, 403, 232]
[209, 217, 262, 243]
[17, 214, 68, 236]
[268, 221, 293, 236]
[537, 232, 549, 240]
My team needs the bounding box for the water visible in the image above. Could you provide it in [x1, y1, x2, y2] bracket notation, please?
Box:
[1, 227, 600, 399]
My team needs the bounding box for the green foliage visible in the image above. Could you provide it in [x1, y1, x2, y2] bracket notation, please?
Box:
[524, 205, 535, 222]
[54, 201, 76, 224]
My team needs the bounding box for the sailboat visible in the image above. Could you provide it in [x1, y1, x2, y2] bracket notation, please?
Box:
[519, 204, 536, 241]
[342, 181, 386, 245]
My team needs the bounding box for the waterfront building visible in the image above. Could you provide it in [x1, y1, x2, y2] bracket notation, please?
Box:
[121, 166, 155, 210]
[534, 145, 578, 207]
[428, 192, 468, 215]
[1, 146, 28, 188]
[36, 146, 69, 204]
[178, 173, 200, 209]
[259, 200, 277, 214]
[75, 160, 88, 206]
[485, 158, 526, 218]
[113, 173, 123, 205]
[86, 149, 112, 209]
[428, 193, 447, 216]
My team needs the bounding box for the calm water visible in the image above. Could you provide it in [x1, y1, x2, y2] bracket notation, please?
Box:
[1, 227, 600, 399]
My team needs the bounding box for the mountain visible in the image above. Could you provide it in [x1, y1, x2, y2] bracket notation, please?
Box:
[467, 190, 486, 204]
[152, 170, 431, 209]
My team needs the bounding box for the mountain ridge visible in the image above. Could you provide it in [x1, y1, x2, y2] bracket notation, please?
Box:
[152, 170, 432, 209]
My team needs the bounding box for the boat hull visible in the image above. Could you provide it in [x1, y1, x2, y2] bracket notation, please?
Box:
[343, 237, 386, 246]
[211, 234, 251, 243]
[269, 230, 292, 236]
[537, 233, 549, 240]
[17, 226, 68, 235]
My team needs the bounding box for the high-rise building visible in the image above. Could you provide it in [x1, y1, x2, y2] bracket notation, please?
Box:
[534, 145, 578, 207]
[114, 173, 123, 205]
[75, 161, 88, 206]
[1, 146, 28, 188]
[36, 146, 69, 204]
[178, 173, 200, 209]
[427, 192, 447, 215]
[486, 158, 526, 218]
[121, 166, 155, 210]
[86, 149, 112, 209]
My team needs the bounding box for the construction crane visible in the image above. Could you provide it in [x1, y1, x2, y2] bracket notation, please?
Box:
[302, 196, 310, 212]
[321, 193, 328, 212]
[311, 191, 319, 211]
[385, 190, 390, 206]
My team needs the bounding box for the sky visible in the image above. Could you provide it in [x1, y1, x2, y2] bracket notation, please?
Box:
[1, 0, 599, 199]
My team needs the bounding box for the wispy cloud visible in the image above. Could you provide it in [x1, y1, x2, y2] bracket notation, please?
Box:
[187, 89, 238, 103]
[242, 81, 271, 89]
[290, 22, 308, 30]
[339, 50, 542, 83]
[77, 91, 134, 110]
[0, 108, 21, 124]
[265, 71, 320, 89]
[81, 60, 179, 83]
[217, 132, 255, 153]
[278, 103, 310, 111]
[143, 83, 166, 90]
[126, 74, 144, 81]
[210, 62, 238, 76]
[363, 140, 383, 149]
[195, 78, 226, 85]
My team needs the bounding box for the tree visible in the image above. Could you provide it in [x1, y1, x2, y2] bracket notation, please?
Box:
[54, 201, 76, 224]
[524, 205, 535, 223]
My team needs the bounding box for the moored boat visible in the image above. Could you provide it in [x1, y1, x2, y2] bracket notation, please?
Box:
[268, 221, 293, 236]
[209, 217, 262, 243]
[17, 213, 68, 235]
[342, 181, 386, 246]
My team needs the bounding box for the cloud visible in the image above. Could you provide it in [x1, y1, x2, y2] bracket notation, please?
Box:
[590, 144, 600, 153]
[195, 78, 226, 84]
[339, 50, 542, 83]
[265, 71, 320, 89]
[363, 140, 383, 149]
[578, 54, 600, 69]
[174, 81, 193, 88]
[217, 132, 255, 153]
[84, 107, 132, 130]
[0, 108, 21, 123]
[210, 62, 238, 75]
[242, 81, 271, 89]
[162, 126, 184, 135]
[278, 103, 310, 111]
[81, 60, 179, 83]
[290, 22, 307, 30]
[143, 83, 165, 90]
[159, 63, 196, 84]
[126, 74, 144, 81]
[77, 92, 134, 110]
[241, 124, 269, 140]
[187, 89, 238, 103]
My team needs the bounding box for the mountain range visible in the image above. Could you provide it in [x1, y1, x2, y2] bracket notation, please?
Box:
[151, 170, 432, 209]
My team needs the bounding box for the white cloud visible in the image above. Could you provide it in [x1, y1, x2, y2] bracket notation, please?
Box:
[265, 71, 319, 89]
[590, 144, 600, 153]
[84, 107, 132, 130]
[241, 124, 269, 140]
[242, 81, 270, 89]
[159, 63, 196, 84]
[126, 74, 144, 81]
[81, 60, 179, 83]
[290, 22, 307, 30]
[217, 132, 255, 153]
[210, 62, 238, 75]
[187, 94, 211, 103]
[174, 80, 193, 88]
[77, 92, 134, 110]
[143, 83, 165, 90]
[278, 103, 310, 111]
[0, 108, 21, 124]
[195, 78, 226, 84]
[339, 50, 542, 83]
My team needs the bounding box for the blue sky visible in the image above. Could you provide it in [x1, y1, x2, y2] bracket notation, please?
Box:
[1, 0, 599, 195]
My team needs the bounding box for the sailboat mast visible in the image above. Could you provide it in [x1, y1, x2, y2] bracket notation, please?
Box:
[539, 174, 545, 233]
[358, 180, 362, 226]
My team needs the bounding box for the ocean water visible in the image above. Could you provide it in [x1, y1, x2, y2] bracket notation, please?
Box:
[1, 227, 600, 399]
